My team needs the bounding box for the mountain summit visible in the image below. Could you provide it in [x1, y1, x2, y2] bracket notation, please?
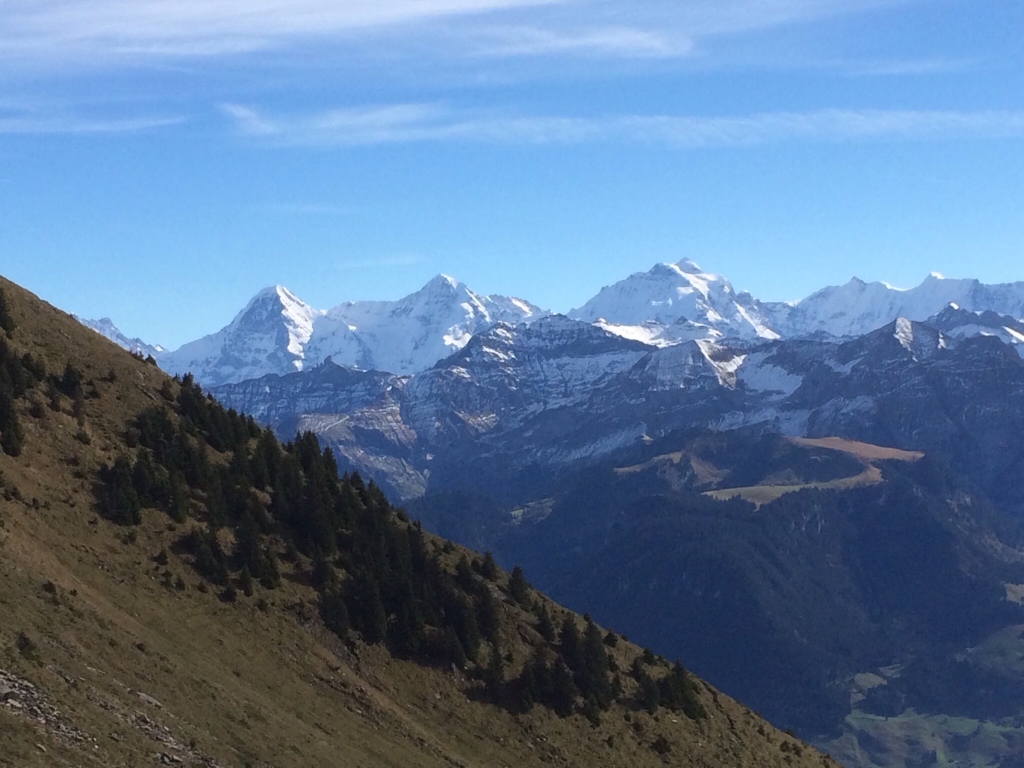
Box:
[83, 260, 1024, 385]
[569, 258, 780, 342]
[159, 277, 545, 386]
[159, 284, 322, 387]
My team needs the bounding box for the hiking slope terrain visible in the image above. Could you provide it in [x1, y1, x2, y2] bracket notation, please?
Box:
[0, 275, 827, 768]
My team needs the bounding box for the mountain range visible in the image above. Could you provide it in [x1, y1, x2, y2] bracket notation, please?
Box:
[80, 259, 1024, 386]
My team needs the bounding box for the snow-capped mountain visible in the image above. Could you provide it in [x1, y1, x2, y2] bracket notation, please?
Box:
[160, 286, 322, 387]
[570, 259, 780, 341]
[773, 272, 1024, 338]
[100, 257, 1024, 388]
[159, 276, 545, 387]
[306, 274, 545, 378]
[74, 316, 164, 357]
[568, 260, 1024, 345]
[923, 303, 1024, 356]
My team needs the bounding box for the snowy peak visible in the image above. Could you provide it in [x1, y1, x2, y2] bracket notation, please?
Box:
[160, 285, 323, 387]
[152, 258, 1024, 387]
[74, 316, 163, 357]
[237, 285, 320, 351]
[315, 275, 547, 376]
[162, 276, 548, 385]
[925, 303, 1024, 356]
[569, 258, 779, 341]
[780, 273, 1024, 338]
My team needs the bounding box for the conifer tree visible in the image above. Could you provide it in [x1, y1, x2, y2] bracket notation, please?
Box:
[97, 456, 141, 525]
[550, 658, 578, 718]
[451, 596, 481, 662]
[476, 585, 501, 643]
[239, 565, 254, 597]
[637, 669, 660, 714]
[0, 391, 23, 457]
[579, 617, 612, 707]
[508, 564, 529, 606]
[535, 603, 556, 642]
[559, 616, 583, 674]
[456, 555, 475, 591]
[481, 551, 499, 581]
[320, 589, 350, 638]
[485, 640, 505, 692]
[0, 287, 14, 336]
[259, 548, 281, 589]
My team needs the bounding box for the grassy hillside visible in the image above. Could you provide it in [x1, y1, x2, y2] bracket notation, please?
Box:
[0, 274, 831, 768]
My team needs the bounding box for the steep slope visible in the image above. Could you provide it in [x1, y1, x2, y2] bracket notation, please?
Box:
[160, 276, 545, 386]
[570, 258, 780, 341]
[0, 274, 824, 768]
[160, 285, 322, 387]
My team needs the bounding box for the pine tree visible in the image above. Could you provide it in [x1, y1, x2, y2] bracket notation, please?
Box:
[348, 577, 387, 644]
[579, 617, 612, 707]
[582, 695, 601, 727]
[481, 551, 499, 581]
[46, 379, 61, 412]
[56, 362, 82, 398]
[320, 590, 350, 638]
[259, 547, 281, 589]
[550, 658, 578, 718]
[508, 564, 529, 606]
[535, 603, 556, 642]
[485, 640, 505, 693]
[559, 616, 583, 673]
[456, 555, 475, 591]
[239, 565, 254, 597]
[0, 391, 23, 457]
[0, 287, 14, 336]
[97, 456, 141, 525]
[637, 669, 660, 714]
[476, 585, 501, 643]
[451, 596, 481, 662]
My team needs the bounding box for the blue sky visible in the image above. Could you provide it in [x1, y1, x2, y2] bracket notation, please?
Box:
[1, 0, 1022, 348]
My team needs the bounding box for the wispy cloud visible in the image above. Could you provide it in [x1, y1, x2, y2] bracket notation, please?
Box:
[222, 103, 1024, 148]
[835, 57, 976, 77]
[0, 0, 914, 69]
[468, 24, 690, 58]
[0, 0, 558, 65]
[0, 112, 185, 134]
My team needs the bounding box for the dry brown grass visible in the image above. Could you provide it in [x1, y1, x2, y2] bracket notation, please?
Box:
[702, 436, 923, 509]
[787, 437, 923, 463]
[0, 275, 834, 768]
